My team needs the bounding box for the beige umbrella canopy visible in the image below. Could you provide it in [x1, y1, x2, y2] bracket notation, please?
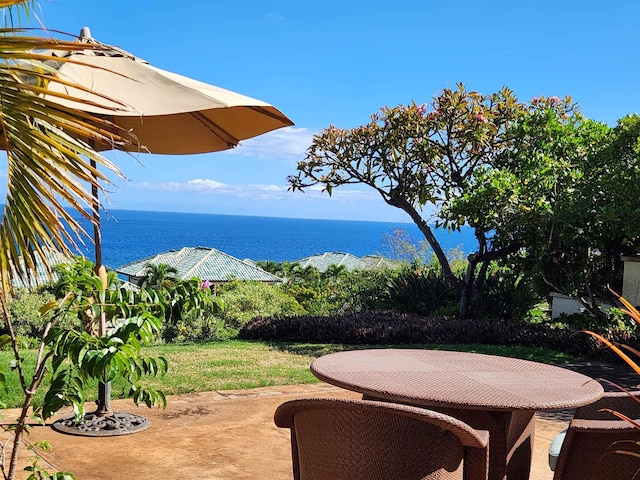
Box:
[41, 27, 294, 154]
[32, 26, 294, 276]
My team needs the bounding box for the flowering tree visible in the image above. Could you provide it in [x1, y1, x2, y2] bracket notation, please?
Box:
[288, 84, 524, 316]
[290, 84, 640, 317]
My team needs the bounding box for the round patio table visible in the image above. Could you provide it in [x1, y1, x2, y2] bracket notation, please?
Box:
[311, 348, 604, 480]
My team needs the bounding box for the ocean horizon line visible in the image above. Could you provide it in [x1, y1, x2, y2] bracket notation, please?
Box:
[64, 209, 477, 268]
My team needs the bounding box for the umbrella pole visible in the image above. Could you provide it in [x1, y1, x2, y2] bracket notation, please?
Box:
[53, 158, 149, 435]
[91, 160, 111, 415]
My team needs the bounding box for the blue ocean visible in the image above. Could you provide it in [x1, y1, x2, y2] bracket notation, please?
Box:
[70, 210, 477, 269]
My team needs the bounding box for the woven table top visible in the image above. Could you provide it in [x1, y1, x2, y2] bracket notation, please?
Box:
[311, 349, 604, 411]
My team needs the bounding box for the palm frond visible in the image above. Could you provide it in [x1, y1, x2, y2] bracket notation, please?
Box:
[0, 27, 136, 292]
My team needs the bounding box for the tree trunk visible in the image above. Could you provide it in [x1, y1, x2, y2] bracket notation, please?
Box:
[7, 392, 34, 480]
[459, 257, 479, 318]
[461, 243, 523, 317]
[386, 196, 463, 293]
[385, 196, 522, 318]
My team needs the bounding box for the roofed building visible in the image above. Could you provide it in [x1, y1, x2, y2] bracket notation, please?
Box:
[116, 246, 284, 286]
[293, 252, 399, 273]
[12, 249, 73, 290]
[360, 255, 399, 270]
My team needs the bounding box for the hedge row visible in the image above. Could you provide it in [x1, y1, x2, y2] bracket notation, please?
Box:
[238, 311, 635, 358]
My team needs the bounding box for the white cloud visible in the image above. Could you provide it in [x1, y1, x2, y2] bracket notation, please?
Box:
[230, 126, 315, 160]
[132, 178, 288, 200]
[183, 179, 226, 191]
[301, 186, 380, 202]
[131, 177, 381, 203]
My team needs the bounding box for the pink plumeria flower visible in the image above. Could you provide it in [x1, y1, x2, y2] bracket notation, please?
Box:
[200, 280, 213, 291]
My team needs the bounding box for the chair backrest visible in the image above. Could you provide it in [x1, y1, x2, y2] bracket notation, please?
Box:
[274, 398, 489, 480]
[553, 390, 640, 480]
[573, 389, 640, 420]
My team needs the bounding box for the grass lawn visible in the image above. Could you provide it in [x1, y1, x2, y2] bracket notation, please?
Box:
[0, 340, 585, 409]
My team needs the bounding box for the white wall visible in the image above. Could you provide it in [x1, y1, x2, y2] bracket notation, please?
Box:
[622, 256, 640, 307]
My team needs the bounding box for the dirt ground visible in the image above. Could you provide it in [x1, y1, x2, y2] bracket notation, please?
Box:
[0, 383, 570, 480]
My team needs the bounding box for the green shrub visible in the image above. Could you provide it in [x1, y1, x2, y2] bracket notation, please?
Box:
[282, 282, 330, 314]
[0, 289, 60, 339]
[555, 308, 639, 337]
[162, 308, 237, 343]
[218, 281, 304, 328]
[470, 266, 540, 320]
[282, 268, 394, 315]
[155, 278, 225, 343]
[338, 269, 399, 312]
[377, 264, 457, 315]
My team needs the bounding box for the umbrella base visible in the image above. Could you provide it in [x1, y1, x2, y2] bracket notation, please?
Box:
[51, 411, 150, 437]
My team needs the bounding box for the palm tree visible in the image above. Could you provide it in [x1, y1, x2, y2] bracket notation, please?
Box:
[0, 2, 132, 477]
[294, 264, 321, 285]
[139, 262, 179, 289]
[255, 260, 280, 275]
[323, 264, 348, 280]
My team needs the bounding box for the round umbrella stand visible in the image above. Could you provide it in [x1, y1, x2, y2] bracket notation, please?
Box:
[52, 412, 150, 437]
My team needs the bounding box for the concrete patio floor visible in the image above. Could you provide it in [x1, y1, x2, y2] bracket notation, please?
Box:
[2, 383, 571, 480]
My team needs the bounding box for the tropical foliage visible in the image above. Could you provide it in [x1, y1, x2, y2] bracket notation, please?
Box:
[158, 277, 225, 342]
[217, 280, 304, 328]
[455, 98, 640, 314]
[41, 286, 170, 420]
[0, 260, 175, 479]
[584, 291, 640, 378]
[0, 15, 136, 295]
[1, 288, 56, 341]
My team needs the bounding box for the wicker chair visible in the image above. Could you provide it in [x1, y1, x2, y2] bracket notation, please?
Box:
[274, 398, 490, 480]
[550, 390, 640, 480]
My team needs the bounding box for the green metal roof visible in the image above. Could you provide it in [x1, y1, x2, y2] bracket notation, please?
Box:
[360, 255, 399, 270]
[116, 247, 284, 283]
[12, 249, 73, 290]
[293, 252, 398, 272]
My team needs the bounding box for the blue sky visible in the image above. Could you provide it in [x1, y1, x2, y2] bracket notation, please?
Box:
[2, 0, 639, 222]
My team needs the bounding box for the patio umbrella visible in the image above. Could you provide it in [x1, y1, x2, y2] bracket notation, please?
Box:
[36, 27, 293, 273]
[39, 27, 294, 155]
[28, 27, 293, 433]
